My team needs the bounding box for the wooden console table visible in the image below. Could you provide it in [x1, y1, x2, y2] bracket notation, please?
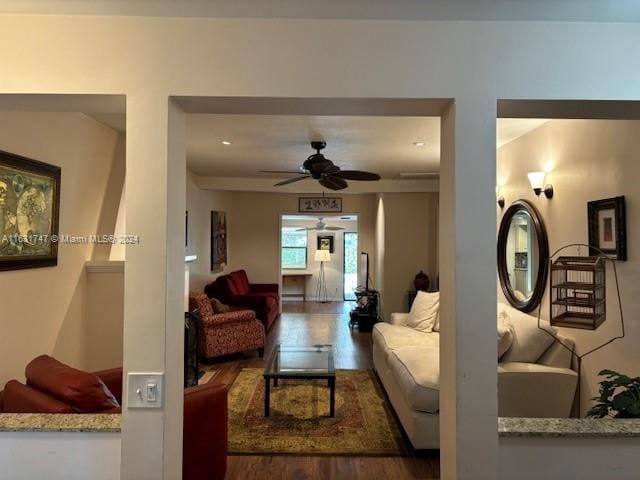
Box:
[282, 273, 313, 301]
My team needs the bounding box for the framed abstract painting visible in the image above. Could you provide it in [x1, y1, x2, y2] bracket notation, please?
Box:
[588, 196, 626, 261]
[0, 150, 61, 271]
[210, 211, 227, 270]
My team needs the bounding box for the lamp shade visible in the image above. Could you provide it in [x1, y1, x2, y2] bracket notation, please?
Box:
[314, 249, 331, 262]
[527, 171, 546, 190]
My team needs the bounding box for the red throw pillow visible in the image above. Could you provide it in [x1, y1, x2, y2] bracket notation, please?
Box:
[25, 355, 120, 413]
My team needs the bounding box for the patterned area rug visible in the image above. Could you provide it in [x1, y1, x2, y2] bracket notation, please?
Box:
[228, 368, 408, 455]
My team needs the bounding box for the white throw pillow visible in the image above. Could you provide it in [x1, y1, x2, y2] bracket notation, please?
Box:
[432, 309, 441, 332]
[498, 303, 558, 363]
[497, 311, 514, 358]
[407, 291, 440, 333]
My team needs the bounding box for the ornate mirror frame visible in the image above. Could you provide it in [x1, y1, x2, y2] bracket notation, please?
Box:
[497, 199, 549, 313]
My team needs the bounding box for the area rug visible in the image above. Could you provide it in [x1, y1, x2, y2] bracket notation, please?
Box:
[228, 368, 408, 455]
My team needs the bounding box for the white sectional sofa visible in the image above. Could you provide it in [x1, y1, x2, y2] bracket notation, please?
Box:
[372, 302, 578, 449]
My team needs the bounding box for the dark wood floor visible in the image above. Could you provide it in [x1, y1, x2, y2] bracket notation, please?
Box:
[281, 300, 355, 314]
[204, 302, 440, 480]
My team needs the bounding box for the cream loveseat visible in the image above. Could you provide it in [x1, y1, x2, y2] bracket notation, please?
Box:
[372, 301, 578, 449]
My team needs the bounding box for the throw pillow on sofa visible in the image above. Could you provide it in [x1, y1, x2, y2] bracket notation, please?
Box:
[497, 311, 514, 358]
[210, 297, 230, 314]
[25, 355, 120, 413]
[407, 291, 440, 333]
[498, 303, 558, 363]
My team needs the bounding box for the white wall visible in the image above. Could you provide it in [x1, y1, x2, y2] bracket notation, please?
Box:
[497, 119, 640, 416]
[0, 112, 124, 387]
[499, 436, 640, 480]
[381, 192, 439, 319]
[185, 182, 377, 294]
[0, 432, 120, 480]
[185, 171, 233, 291]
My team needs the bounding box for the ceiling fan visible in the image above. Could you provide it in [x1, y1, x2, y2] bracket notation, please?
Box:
[261, 141, 381, 191]
[295, 217, 345, 232]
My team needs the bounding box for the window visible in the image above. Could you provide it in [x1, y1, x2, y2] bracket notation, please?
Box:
[282, 228, 307, 269]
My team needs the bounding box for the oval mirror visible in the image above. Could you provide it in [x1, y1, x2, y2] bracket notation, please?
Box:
[497, 199, 549, 312]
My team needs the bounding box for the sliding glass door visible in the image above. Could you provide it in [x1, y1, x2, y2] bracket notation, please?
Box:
[343, 232, 358, 301]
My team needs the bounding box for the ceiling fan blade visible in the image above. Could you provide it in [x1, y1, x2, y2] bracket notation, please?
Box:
[274, 175, 311, 187]
[333, 170, 381, 181]
[324, 226, 345, 231]
[295, 227, 312, 231]
[260, 170, 306, 174]
[321, 164, 341, 176]
[319, 176, 348, 191]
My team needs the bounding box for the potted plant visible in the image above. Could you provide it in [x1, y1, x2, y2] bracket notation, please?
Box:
[587, 369, 640, 418]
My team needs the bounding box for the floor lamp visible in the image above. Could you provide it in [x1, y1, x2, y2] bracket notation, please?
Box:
[314, 249, 331, 303]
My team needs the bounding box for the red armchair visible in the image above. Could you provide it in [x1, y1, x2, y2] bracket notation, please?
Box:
[0, 356, 227, 480]
[204, 269, 280, 330]
[189, 292, 265, 360]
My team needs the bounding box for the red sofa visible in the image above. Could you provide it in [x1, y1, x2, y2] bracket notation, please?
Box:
[0, 355, 227, 480]
[205, 269, 279, 331]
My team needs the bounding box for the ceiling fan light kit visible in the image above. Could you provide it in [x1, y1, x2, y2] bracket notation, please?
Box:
[295, 217, 346, 232]
[262, 141, 382, 191]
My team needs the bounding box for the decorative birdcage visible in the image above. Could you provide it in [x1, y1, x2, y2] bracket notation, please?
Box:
[550, 256, 606, 330]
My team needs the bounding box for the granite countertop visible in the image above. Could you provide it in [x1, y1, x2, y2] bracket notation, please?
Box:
[499, 417, 640, 438]
[0, 413, 121, 433]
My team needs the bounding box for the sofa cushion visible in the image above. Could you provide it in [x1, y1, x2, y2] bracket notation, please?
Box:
[497, 311, 515, 358]
[228, 271, 250, 295]
[235, 270, 251, 293]
[498, 303, 557, 363]
[373, 322, 440, 355]
[25, 355, 119, 413]
[210, 297, 230, 314]
[388, 346, 440, 413]
[406, 291, 439, 333]
[2, 380, 75, 413]
[432, 309, 441, 332]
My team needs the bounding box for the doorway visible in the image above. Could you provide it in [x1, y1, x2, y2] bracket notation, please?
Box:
[280, 214, 358, 307]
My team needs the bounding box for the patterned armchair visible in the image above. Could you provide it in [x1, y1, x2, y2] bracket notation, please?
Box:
[189, 292, 265, 360]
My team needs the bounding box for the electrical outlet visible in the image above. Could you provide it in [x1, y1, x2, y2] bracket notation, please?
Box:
[127, 372, 164, 409]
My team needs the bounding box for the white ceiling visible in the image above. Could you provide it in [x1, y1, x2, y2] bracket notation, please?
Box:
[3, 0, 639, 22]
[186, 114, 441, 179]
[496, 118, 550, 148]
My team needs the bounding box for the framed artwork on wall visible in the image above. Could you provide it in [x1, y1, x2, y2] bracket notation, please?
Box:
[588, 196, 627, 261]
[317, 235, 334, 253]
[0, 150, 61, 271]
[299, 196, 342, 213]
[211, 211, 227, 270]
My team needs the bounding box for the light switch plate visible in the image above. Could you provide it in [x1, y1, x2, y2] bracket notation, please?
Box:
[126, 372, 164, 409]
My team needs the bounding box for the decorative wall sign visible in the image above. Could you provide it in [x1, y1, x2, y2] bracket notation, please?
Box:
[298, 197, 342, 213]
[210, 211, 227, 270]
[588, 196, 626, 261]
[0, 150, 61, 271]
[317, 235, 335, 253]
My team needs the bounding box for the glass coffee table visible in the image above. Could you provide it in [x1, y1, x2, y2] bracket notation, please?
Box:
[263, 344, 335, 417]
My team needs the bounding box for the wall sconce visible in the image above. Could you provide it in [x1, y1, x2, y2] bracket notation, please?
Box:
[496, 185, 505, 208]
[527, 171, 554, 199]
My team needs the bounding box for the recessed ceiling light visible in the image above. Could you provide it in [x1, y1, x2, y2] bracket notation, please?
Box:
[413, 141, 426, 147]
[221, 140, 232, 146]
